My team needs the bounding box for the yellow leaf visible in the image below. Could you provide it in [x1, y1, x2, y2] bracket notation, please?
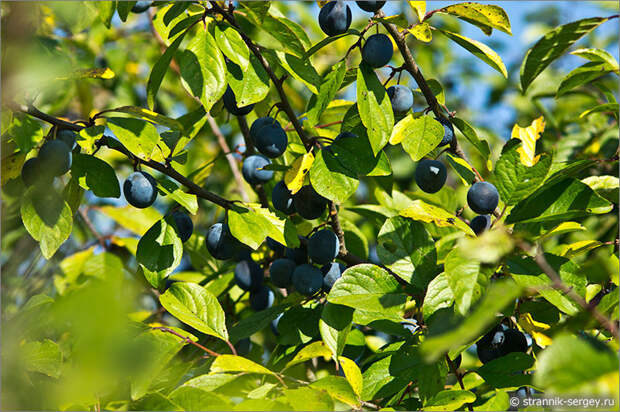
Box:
[338, 356, 363, 398]
[1, 152, 25, 186]
[317, 1, 328, 7]
[511, 116, 545, 167]
[389, 113, 414, 145]
[408, 1, 426, 22]
[518, 313, 552, 348]
[285, 152, 314, 194]
[409, 23, 432, 43]
[400, 199, 475, 236]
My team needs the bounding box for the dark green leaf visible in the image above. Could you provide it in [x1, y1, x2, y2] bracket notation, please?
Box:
[357, 63, 394, 156]
[106, 117, 161, 160]
[477, 352, 536, 389]
[319, 303, 354, 360]
[71, 153, 120, 198]
[520, 17, 609, 92]
[136, 216, 183, 288]
[226, 56, 270, 107]
[306, 61, 347, 126]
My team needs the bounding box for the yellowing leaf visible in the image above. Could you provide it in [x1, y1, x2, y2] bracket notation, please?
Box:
[409, 1, 426, 22]
[518, 313, 552, 348]
[338, 356, 363, 398]
[317, 1, 328, 7]
[2, 152, 25, 186]
[511, 116, 545, 167]
[400, 200, 475, 236]
[285, 152, 315, 194]
[409, 23, 432, 42]
[439, 29, 507, 78]
[284, 341, 332, 370]
[58, 68, 115, 80]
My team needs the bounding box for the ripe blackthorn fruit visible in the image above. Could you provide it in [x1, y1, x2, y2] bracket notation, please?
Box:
[285, 243, 308, 265]
[171, 211, 193, 242]
[387, 85, 413, 113]
[255, 124, 287, 158]
[242, 154, 273, 185]
[321, 262, 345, 292]
[476, 325, 528, 364]
[362, 34, 393, 68]
[318, 0, 352, 36]
[356, 1, 386, 12]
[292, 264, 323, 296]
[308, 229, 339, 265]
[39, 140, 72, 176]
[415, 159, 447, 193]
[205, 222, 240, 260]
[57, 129, 77, 150]
[234, 259, 264, 291]
[437, 117, 455, 146]
[223, 86, 254, 116]
[272, 181, 295, 215]
[470, 215, 491, 236]
[270, 258, 296, 288]
[21, 157, 42, 187]
[123, 171, 158, 208]
[250, 117, 281, 143]
[250, 285, 274, 311]
[467, 181, 499, 214]
[293, 185, 328, 220]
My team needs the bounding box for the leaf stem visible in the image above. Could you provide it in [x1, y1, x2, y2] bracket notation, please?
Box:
[152, 326, 221, 357]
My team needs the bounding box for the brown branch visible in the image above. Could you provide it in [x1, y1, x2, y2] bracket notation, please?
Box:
[237, 115, 255, 154]
[152, 326, 221, 357]
[205, 113, 250, 203]
[446, 355, 472, 411]
[209, 2, 312, 149]
[329, 202, 347, 256]
[524, 243, 618, 337]
[79, 208, 105, 247]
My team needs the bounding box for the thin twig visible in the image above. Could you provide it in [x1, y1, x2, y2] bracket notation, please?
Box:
[446, 355, 473, 411]
[78, 208, 105, 247]
[152, 326, 221, 357]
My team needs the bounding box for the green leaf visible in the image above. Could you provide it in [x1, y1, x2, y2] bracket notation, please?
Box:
[506, 178, 613, 224]
[9, 113, 45, 154]
[507, 254, 585, 315]
[477, 352, 535, 389]
[77, 125, 104, 155]
[571, 47, 619, 72]
[277, 305, 321, 346]
[159, 282, 228, 341]
[494, 139, 552, 205]
[226, 56, 270, 108]
[310, 376, 360, 408]
[438, 29, 507, 77]
[451, 117, 491, 165]
[215, 23, 250, 69]
[137, 216, 184, 288]
[556, 62, 615, 97]
[400, 199, 476, 236]
[423, 273, 454, 321]
[106, 117, 161, 161]
[327, 264, 407, 316]
[376, 216, 437, 288]
[228, 204, 299, 249]
[239, 1, 271, 20]
[163, 1, 191, 27]
[305, 30, 360, 57]
[473, 391, 509, 411]
[445, 153, 476, 185]
[361, 346, 424, 401]
[71, 153, 120, 198]
[210, 354, 275, 376]
[283, 341, 332, 370]
[130, 393, 181, 412]
[581, 175, 619, 203]
[104, 106, 183, 131]
[21, 339, 62, 378]
[420, 280, 521, 361]
[229, 298, 301, 343]
[157, 177, 198, 215]
[390, 114, 444, 161]
[445, 248, 484, 316]
[579, 102, 619, 119]
[438, 2, 511, 35]
[309, 145, 359, 203]
[276, 51, 321, 94]
[130, 328, 195, 400]
[116, 1, 134, 22]
[283, 386, 334, 411]
[520, 17, 609, 92]
[21, 188, 73, 259]
[306, 61, 347, 126]
[423, 389, 476, 411]
[357, 62, 394, 156]
[372, 14, 410, 28]
[94, 0, 115, 28]
[146, 32, 187, 110]
[168, 386, 232, 411]
[179, 29, 227, 112]
[534, 334, 618, 392]
[319, 303, 354, 359]
[97, 205, 161, 236]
